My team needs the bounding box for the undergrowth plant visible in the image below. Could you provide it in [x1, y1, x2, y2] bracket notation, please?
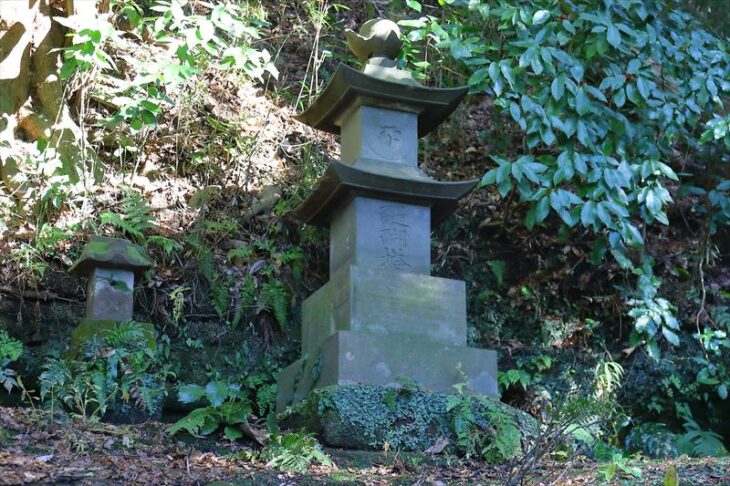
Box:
[168, 380, 251, 441]
[675, 407, 729, 457]
[0, 330, 23, 394]
[258, 432, 333, 472]
[504, 393, 615, 486]
[448, 393, 523, 464]
[447, 375, 523, 463]
[100, 187, 154, 242]
[498, 354, 553, 395]
[2, 0, 279, 269]
[39, 321, 169, 422]
[230, 431, 333, 473]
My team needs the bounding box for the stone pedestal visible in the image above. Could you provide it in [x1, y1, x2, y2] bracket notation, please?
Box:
[277, 18, 498, 417]
[302, 265, 467, 355]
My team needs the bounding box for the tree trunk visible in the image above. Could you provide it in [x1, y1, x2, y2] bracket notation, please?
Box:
[0, 0, 83, 206]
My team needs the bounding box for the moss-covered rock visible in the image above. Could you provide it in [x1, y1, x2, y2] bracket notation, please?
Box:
[280, 384, 538, 454]
[69, 318, 157, 358]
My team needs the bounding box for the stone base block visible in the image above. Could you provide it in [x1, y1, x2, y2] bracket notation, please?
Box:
[277, 330, 497, 412]
[69, 319, 157, 358]
[281, 385, 538, 452]
[302, 265, 467, 357]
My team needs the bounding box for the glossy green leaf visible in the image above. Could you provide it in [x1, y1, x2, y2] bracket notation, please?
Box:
[178, 384, 206, 404]
[575, 87, 590, 115]
[607, 24, 621, 48]
[551, 76, 564, 101]
[533, 10, 550, 25]
[406, 0, 422, 12]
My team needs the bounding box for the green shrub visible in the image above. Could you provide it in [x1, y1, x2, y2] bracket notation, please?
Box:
[399, 0, 730, 357]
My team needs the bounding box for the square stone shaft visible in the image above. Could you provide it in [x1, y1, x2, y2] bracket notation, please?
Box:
[330, 197, 431, 277]
[340, 106, 418, 166]
[86, 268, 135, 321]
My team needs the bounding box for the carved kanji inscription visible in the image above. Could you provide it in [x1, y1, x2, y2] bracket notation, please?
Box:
[378, 204, 410, 270]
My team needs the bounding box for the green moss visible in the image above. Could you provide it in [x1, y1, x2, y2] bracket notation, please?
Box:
[70, 237, 154, 277]
[126, 244, 153, 266]
[87, 239, 112, 257]
[109, 278, 133, 292]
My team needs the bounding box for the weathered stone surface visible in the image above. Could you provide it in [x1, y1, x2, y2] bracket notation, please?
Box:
[340, 106, 418, 166]
[345, 19, 403, 63]
[278, 330, 497, 412]
[86, 268, 135, 321]
[281, 385, 538, 451]
[69, 236, 154, 278]
[330, 197, 430, 276]
[302, 265, 467, 357]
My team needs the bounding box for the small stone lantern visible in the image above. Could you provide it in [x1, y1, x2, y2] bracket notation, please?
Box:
[68, 236, 155, 353]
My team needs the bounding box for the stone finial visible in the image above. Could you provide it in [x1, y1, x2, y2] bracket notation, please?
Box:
[295, 18, 468, 136]
[69, 236, 154, 278]
[345, 19, 403, 61]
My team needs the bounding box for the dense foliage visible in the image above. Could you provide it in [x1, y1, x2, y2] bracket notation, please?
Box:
[39, 321, 169, 421]
[399, 0, 729, 423]
[402, 0, 728, 344]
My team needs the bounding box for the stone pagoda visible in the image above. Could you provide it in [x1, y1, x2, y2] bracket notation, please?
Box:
[277, 19, 497, 412]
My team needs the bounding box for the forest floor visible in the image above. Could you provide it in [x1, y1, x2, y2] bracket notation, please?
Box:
[1, 407, 729, 485]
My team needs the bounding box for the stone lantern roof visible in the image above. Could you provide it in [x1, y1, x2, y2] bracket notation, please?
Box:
[291, 159, 476, 226]
[295, 64, 468, 138]
[68, 236, 154, 278]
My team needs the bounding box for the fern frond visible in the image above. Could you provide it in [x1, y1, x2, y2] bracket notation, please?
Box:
[148, 235, 182, 256]
[167, 407, 219, 436]
[0, 330, 22, 362]
[103, 321, 146, 349]
[101, 188, 154, 242]
[261, 282, 288, 331]
[210, 281, 230, 318]
[231, 275, 255, 329]
[219, 400, 251, 425]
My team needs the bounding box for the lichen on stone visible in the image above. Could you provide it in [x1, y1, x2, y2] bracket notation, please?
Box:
[280, 384, 538, 455]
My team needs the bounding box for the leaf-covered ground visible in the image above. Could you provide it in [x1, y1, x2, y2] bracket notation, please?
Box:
[0, 407, 728, 485]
